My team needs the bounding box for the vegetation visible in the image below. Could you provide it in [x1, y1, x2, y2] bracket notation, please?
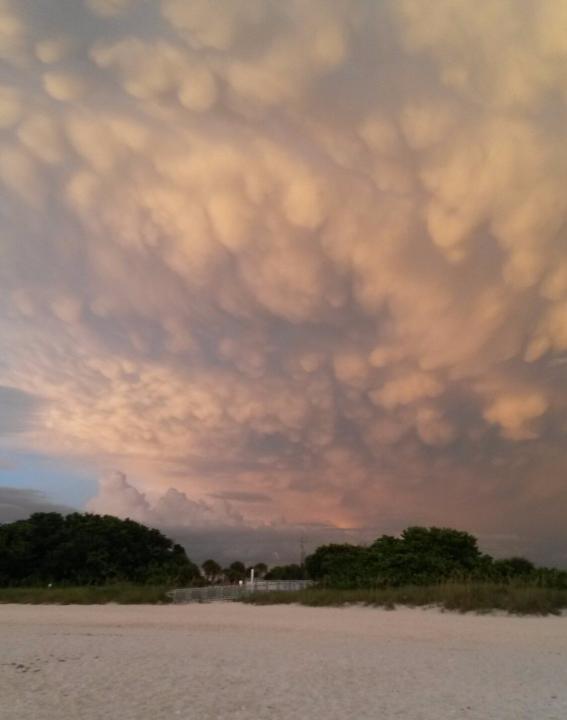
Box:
[265, 563, 305, 580]
[0, 584, 172, 604]
[239, 526, 567, 615]
[304, 527, 567, 590]
[2, 514, 566, 615]
[242, 583, 567, 616]
[0, 512, 200, 586]
[252, 562, 268, 578]
[202, 559, 222, 583]
[224, 560, 247, 583]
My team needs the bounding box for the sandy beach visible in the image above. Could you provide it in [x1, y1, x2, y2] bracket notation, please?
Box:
[1, 603, 566, 720]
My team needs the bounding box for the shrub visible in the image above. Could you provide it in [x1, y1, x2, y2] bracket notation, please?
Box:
[0, 512, 200, 586]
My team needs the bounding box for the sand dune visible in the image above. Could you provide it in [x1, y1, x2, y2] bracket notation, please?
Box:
[1, 603, 566, 719]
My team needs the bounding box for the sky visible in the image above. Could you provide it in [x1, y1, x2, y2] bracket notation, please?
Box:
[1, 0, 567, 566]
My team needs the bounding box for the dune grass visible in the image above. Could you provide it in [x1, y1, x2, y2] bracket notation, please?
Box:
[241, 583, 567, 616]
[3, 582, 566, 614]
[0, 584, 172, 604]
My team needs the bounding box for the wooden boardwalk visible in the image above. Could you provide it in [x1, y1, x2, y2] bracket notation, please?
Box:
[168, 580, 313, 603]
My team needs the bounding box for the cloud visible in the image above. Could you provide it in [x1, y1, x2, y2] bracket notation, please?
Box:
[169, 524, 370, 567]
[0, 486, 74, 523]
[86, 0, 138, 18]
[209, 491, 271, 504]
[43, 71, 87, 101]
[483, 391, 548, 441]
[87, 471, 245, 529]
[0, 0, 566, 564]
[0, 387, 41, 437]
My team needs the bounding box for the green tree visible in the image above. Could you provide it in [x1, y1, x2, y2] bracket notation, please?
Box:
[253, 562, 268, 578]
[265, 563, 305, 580]
[369, 526, 482, 586]
[0, 512, 200, 586]
[305, 528, 489, 588]
[224, 561, 246, 583]
[201, 559, 222, 583]
[492, 557, 535, 579]
[305, 543, 367, 587]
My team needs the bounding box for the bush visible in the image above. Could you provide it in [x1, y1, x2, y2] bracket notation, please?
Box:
[305, 544, 367, 587]
[265, 564, 305, 580]
[303, 526, 567, 590]
[0, 512, 200, 586]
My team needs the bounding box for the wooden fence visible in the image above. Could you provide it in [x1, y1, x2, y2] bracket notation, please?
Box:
[167, 580, 313, 604]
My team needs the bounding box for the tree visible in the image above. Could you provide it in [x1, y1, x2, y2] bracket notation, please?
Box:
[253, 562, 268, 578]
[364, 527, 483, 586]
[305, 528, 488, 588]
[400, 526, 481, 569]
[492, 557, 535, 579]
[202, 559, 222, 583]
[0, 512, 200, 586]
[305, 543, 367, 586]
[224, 561, 246, 583]
[389, 527, 480, 582]
[265, 563, 305, 580]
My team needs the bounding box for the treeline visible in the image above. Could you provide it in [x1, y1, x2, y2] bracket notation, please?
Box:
[199, 527, 567, 589]
[200, 559, 304, 583]
[0, 512, 200, 586]
[0, 511, 306, 588]
[303, 527, 567, 589]
[201, 559, 266, 584]
[2, 514, 566, 591]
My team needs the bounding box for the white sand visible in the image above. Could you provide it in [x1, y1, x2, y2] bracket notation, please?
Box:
[1, 603, 566, 720]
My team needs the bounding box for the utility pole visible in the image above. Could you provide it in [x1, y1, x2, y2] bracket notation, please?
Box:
[299, 535, 305, 568]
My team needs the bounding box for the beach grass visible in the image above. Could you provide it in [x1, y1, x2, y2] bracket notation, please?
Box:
[0, 584, 172, 604]
[3, 582, 567, 614]
[241, 583, 567, 615]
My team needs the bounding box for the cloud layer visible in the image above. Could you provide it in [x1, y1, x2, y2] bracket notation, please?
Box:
[1, 0, 566, 563]
[0, 486, 73, 524]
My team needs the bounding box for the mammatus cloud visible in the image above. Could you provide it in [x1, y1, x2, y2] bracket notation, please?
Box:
[0, 0, 566, 563]
[0, 387, 41, 438]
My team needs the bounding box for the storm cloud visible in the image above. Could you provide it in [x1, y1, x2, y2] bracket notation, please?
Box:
[0, 0, 566, 563]
[0, 387, 41, 437]
[0, 486, 73, 523]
